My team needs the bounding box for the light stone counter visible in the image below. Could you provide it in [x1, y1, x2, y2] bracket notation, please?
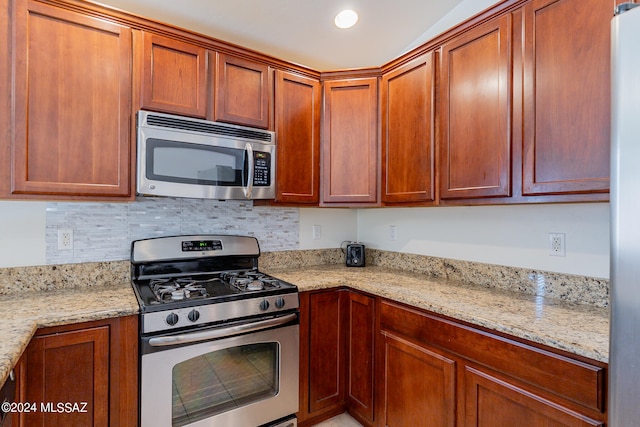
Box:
[0, 279, 139, 387]
[263, 265, 609, 364]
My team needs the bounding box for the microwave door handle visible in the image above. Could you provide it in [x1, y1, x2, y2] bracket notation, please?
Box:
[147, 313, 297, 347]
[243, 143, 254, 199]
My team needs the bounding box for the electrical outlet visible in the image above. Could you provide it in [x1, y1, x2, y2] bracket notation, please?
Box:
[389, 225, 397, 241]
[312, 225, 321, 240]
[549, 233, 565, 257]
[58, 229, 74, 250]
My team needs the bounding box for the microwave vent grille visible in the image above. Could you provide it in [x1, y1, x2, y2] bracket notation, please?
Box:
[145, 114, 273, 143]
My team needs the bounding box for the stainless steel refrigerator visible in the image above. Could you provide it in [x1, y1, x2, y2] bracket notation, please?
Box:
[610, 3, 640, 426]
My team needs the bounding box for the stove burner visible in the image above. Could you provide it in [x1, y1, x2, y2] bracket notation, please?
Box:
[223, 272, 281, 292]
[150, 277, 212, 302]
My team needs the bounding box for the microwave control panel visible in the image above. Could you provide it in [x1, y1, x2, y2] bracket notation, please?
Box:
[253, 152, 271, 186]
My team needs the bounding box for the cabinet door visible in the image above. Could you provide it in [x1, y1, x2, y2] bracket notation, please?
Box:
[321, 78, 378, 205]
[214, 52, 270, 128]
[309, 290, 347, 414]
[274, 70, 321, 204]
[521, 0, 610, 195]
[347, 292, 375, 423]
[140, 32, 207, 117]
[11, 0, 132, 198]
[464, 366, 603, 427]
[440, 14, 511, 199]
[379, 332, 456, 427]
[20, 326, 110, 427]
[381, 53, 436, 204]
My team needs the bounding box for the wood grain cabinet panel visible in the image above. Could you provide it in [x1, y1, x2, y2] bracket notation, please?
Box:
[464, 366, 603, 427]
[379, 332, 456, 427]
[346, 292, 375, 424]
[321, 78, 378, 205]
[308, 290, 346, 414]
[521, 0, 611, 195]
[274, 70, 321, 204]
[16, 316, 138, 427]
[139, 32, 208, 117]
[439, 14, 512, 200]
[381, 53, 436, 204]
[10, 0, 132, 198]
[214, 52, 270, 129]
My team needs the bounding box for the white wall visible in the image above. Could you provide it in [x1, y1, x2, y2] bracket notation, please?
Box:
[401, 0, 501, 55]
[356, 203, 610, 279]
[298, 208, 358, 249]
[0, 201, 47, 267]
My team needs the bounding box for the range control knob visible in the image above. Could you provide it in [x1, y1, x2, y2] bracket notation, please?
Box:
[188, 309, 200, 322]
[275, 297, 286, 309]
[259, 299, 270, 311]
[166, 313, 179, 326]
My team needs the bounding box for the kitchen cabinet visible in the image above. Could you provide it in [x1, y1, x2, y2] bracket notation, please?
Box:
[321, 77, 379, 205]
[520, 0, 610, 196]
[7, 0, 133, 199]
[346, 292, 375, 425]
[214, 52, 271, 129]
[15, 316, 138, 427]
[464, 367, 603, 426]
[377, 299, 607, 427]
[138, 31, 208, 118]
[377, 331, 456, 427]
[299, 289, 376, 427]
[273, 70, 321, 204]
[381, 52, 436, 205]
[439, 14, 512, 200]
[298, 290, 347, 426]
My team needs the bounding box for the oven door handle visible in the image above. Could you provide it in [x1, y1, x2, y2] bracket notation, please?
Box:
[147, 313, 297, 347]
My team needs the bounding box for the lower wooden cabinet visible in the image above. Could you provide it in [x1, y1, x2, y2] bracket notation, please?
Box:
[346, 292, 375, 425]
[378, 300, 607, 427]
[300, 290, 607, 427]
[464, 366, 603, 427]
[13, 316, 138, 427]
[378, 332, 455, 427]
[298, 290, 346, 426]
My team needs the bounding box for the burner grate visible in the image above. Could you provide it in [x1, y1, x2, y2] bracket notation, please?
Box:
[150, 277, 215, 302]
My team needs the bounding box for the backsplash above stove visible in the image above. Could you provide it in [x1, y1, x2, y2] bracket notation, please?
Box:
[45, 198, 299, 265]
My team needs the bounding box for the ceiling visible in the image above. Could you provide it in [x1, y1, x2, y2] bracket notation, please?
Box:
[96, 0, 467, 71]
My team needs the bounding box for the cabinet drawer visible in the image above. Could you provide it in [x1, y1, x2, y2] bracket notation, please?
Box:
[379, 300, 605, 413]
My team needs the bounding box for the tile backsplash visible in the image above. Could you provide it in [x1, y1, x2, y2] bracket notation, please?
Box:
[45, 198, 299, 264]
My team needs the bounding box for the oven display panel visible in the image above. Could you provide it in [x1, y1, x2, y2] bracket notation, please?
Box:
[181, 240, 223, 252]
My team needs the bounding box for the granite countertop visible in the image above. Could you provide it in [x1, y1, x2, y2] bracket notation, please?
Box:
[0, 283, 139, 386]
[263, 265, 610, 364]
[0, 260, 609, 389]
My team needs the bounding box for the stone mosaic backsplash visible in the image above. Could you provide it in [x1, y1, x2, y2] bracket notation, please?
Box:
[45, 197, 299, 265]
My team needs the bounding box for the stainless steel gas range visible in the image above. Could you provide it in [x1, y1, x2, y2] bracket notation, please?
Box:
[130, 235, 299, 427]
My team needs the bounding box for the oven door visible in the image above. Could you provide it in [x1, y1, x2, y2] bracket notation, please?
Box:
[140, 314, 298, 427]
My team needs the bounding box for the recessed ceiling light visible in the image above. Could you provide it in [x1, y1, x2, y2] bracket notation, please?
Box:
[334, 9, 358, 29]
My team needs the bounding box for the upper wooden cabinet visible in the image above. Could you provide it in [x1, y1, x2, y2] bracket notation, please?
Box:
[274, 70, 321, 204]
[439, 14, 512, 200]
[139, 32, 208, 118]
[321, 77, 379, 205]
[9, 0, 133, 198]
[381, 52, 436, 205]
[521, 0, 610, 196]
[214, 52, 271, 129]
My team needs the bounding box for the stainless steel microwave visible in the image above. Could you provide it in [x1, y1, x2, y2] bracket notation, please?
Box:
[136, 110, 276, 200]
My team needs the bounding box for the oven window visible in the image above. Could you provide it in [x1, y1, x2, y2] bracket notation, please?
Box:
[171, 342, 279, 427]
